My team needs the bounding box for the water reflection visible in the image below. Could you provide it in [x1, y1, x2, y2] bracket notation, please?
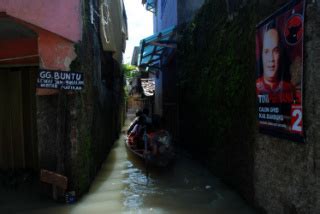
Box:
[10, 117, 255, 214]
[122, 140, 255, 214]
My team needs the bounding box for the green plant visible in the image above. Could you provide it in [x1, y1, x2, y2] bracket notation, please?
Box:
[122, 64, 139, 78]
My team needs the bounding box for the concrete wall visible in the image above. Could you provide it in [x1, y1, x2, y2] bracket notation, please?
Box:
[176, 0, 320, 211]
[154, 69, 163, 116]
[0, 0, 125, 196]
[65, 0, 125, 195]
[177, 0, 205, 24]
[152, 0, 177, 117]
[0, 14, 77, 96]
[254, 1, 320, 213]
[0, 16, 77, 73]
[308, 2, 320, 211]
[100, 0, 128, 63]
[0, 13, 77, 173]
[0, 0, 81, 42]
[154, 0, 177, 32]
[154, 0, 205, 31]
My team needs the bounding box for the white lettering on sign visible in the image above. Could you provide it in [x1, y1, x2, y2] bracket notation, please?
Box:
[270, 107, 279, 113]
[258, 94, 269, 103]
[40, 71, 52, 79]
[259, 107, 269, 113]
[37, 70, 84, 91]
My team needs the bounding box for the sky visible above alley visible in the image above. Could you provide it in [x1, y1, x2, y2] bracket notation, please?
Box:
[123, 0, 153, 64]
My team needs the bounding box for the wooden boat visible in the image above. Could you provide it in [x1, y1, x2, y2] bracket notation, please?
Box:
[125, 130, 175, 167]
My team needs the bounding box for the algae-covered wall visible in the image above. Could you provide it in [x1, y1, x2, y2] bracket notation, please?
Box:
[177, 0, 320, 211]
[178, 0, 258, 201]
[177, 0, 205, 24]
[37, 0, 125, 196]
[68, 0, 125, 196]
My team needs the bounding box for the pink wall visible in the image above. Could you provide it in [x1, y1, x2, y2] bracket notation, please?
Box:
[0, 0, 81, 42]
[0, 15, 77, 95]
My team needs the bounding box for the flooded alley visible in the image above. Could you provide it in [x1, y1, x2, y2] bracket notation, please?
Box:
[0, 0, 318, 213]
[3, 116, 255, 214]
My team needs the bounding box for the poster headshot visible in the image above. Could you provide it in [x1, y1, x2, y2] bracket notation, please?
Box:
[255, 0, 305, 142]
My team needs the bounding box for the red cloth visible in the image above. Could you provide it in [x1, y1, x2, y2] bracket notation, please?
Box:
[256, 77, 300, 104]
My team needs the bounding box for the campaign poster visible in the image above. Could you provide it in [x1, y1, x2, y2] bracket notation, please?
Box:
[255, 0, 305, 142]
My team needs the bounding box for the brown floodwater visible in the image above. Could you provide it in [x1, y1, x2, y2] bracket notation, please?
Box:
[5, 117, 255, 214]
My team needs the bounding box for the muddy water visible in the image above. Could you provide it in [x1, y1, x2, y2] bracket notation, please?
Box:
[27, 118, 255, 214]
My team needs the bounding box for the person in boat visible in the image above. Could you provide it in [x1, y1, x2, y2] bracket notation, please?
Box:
[127, 108, 152, 134]
[127, 109, 143, 135]
[147, 116, 161, 155]
[127, 113, 147, 148]
[142, 107, 152, 125]
[128, 108, 166, 156]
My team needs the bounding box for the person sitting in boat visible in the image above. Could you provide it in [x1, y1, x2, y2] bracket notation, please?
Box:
[145, 115, 163, 155]
[142, 108, 152, 125]
[128, 109, 146, 134]
[127, 108, 152, 134]
[127, 111, 147, 148]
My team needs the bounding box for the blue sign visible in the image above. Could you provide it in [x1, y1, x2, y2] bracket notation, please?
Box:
[37, 69, 84, 91]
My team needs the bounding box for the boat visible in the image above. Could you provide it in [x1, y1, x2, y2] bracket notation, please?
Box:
[125, 130, 175, 167]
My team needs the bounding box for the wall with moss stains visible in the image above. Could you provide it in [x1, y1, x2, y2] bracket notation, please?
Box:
[254, 2, 320, 213]
[37, 0, 125, 197]
[66, 0, 125, 196]
[177, 0, 258, 202]
[177, 0, 320, 212]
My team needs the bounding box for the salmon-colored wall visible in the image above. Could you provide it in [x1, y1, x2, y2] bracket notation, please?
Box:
[0, 0, 81, 42]
[38, 30, 77, 71]
[34, 25, 77, 95]
[0, 17, 77, 71]
[0, 16, 78, 95]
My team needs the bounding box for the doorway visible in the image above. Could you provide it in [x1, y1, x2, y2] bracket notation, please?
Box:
[0, 67, 38, 170]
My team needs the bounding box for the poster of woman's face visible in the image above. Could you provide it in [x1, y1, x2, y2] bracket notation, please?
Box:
[255, 0, 305, 142]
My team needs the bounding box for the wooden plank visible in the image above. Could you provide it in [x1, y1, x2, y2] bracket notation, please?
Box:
[0, 70, 9, 169]
[29, 68, 38, 170]
[8, 70, 25, 168]
[22, 68, 38, 169]
[40, 169, 68, 190]
[149, 41, 176, 49]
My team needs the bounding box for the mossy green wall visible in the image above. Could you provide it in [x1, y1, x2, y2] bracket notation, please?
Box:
[178, 0, 320, 212]
[177, 0, 290, 201]
[66, 0, 125, 196]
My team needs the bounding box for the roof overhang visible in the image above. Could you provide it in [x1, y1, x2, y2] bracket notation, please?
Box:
[142, 0, 156, 13]
[0, 13, 39, 66]
[0, 13, 37, 40]
[138, 26, 176, 70]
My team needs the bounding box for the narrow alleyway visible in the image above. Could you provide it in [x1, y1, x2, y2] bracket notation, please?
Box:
[1, 114, 255, 214]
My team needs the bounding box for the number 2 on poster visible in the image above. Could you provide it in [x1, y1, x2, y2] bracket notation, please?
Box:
[291, 105, 302, 133]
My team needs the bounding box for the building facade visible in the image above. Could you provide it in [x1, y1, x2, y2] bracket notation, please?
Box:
[138, 0, 205, 141]
[0, 0, 127, 197]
